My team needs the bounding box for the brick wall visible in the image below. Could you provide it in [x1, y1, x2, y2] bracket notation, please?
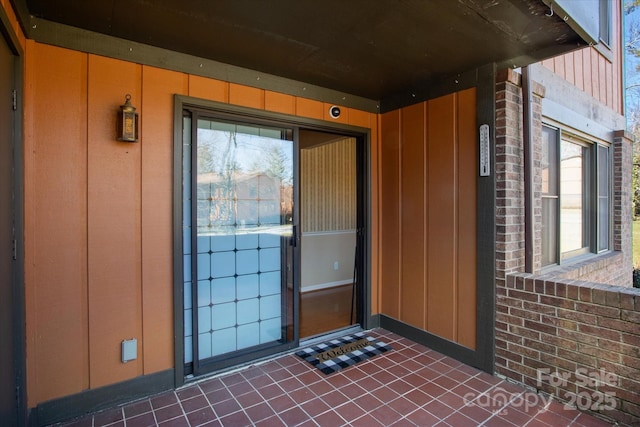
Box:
[555, 252, 630, 286]
[613, 130, 634, 272]
[494, 70, 638, 425]
[494, 70, 633, 288]
[496, 273, 640, 426]
[495, 69, 527, 288]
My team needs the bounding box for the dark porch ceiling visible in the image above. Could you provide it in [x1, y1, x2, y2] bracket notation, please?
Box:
[20, 0, 586, 108]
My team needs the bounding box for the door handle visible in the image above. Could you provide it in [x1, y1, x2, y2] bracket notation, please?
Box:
[291, 225, 297, 247]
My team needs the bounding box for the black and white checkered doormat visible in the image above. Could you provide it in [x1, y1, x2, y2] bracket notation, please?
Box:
[295, 332, 392, 375]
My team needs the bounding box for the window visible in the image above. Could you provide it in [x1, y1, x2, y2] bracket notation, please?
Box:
[541, 125, 611, 267]
[597, 145, 610, 252]
[559, 140, 590, 258]
[599, 0, 611, 47]
[541, 127, 558, 266]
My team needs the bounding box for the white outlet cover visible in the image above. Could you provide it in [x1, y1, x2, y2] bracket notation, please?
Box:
[122, 338, 137, 363]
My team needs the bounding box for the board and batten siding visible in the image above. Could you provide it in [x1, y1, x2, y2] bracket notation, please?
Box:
[541, 0, 623, 114]
[380, 88, 478, 350]
[24, 41, 379, 407]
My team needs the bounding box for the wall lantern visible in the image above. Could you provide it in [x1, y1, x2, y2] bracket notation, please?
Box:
[116, 94, 139, 142]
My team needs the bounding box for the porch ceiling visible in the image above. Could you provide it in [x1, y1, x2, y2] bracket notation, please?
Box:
[22, 0, 586, 108]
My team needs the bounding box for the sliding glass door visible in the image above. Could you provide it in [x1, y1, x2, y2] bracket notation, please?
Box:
[183, 112, 296, 374]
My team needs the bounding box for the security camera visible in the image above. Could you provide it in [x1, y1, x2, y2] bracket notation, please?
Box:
[329, 105, 341, 119]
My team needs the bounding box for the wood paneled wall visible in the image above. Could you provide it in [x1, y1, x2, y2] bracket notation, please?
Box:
[301, 138, 356, 232]
[24, 42, 378, 406]
[380, 89, 478, 350]
[541, 1, 623, 114]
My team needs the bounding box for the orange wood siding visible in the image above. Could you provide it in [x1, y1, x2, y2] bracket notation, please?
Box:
[141, 67, 189, 374]
[380, 89, 477, 349]
[380, 110, 401, 319]
[24, 42, 379, 406]
[87, 56, 144, 388]
[295, 98, 325, 120]
[25, 42, 89, 406]
[400, 103, 426, 328]
[188, 76, 228, 103]
[229, 83, 265, 109]
[265, 91, 296, 115]
[456, 89, 478, 350]
[427, 94, 458, 340]
[541, 1, 623, 114]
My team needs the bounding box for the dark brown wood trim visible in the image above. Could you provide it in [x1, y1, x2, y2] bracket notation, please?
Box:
[31, 369, 174, 426]
[379, 315, 486, 372]
[379, 67, 479, 113]
[24, 18, 380, 113]
[1, 1, 23, 55]
[1, 5, 26, 425]
[475, 63, 497, 374]
[172, 97, 186, 387]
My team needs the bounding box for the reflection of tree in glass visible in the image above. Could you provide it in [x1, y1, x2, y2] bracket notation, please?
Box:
[625, 2, 640, 217]
[248, 143, 293, 224]
[198, 130, 239, 175]
[197, 126, 295, 232]
[197, 131, 240, 231]
[249, 144, 292, 185]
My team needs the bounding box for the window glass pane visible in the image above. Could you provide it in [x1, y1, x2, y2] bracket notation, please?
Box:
[600, 0, 611, 45]
[598, 198, 609, 250]
[542, 197, 558, 266]
[193, 118, 294, 361]
[541, 127, 558, 196]
[541, 126, 559, 266]
[598, 146, 609, 197]
[560, 140, 588, 255]
[598, 146, 609, 251]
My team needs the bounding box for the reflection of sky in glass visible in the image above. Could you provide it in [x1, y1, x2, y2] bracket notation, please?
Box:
[197, 123, 293, 184]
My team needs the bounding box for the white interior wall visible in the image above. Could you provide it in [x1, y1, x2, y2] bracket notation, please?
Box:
[301, 231, 356, 292]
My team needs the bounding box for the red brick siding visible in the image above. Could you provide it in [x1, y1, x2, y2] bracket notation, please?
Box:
[497, 274, 640, 426]
[494, 70, 633, 288]
[494, 69, 637, 425]
[495, 70, 526, 289]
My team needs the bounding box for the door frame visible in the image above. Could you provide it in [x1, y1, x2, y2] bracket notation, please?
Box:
[172, 95, 372, 386]
[0, 6, 26, 425]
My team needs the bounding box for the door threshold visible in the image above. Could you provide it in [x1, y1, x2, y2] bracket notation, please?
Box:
[181, 325, 364, 387]
[300, 325, 363, 347]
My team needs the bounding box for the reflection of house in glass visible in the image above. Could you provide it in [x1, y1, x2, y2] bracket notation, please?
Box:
[197, 171, 293, 234]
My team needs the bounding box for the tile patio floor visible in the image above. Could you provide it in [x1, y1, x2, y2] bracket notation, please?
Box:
[56, 329, 613, 427]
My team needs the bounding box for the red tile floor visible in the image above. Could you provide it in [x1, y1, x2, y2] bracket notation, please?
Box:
[57, 329, 613, 427]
